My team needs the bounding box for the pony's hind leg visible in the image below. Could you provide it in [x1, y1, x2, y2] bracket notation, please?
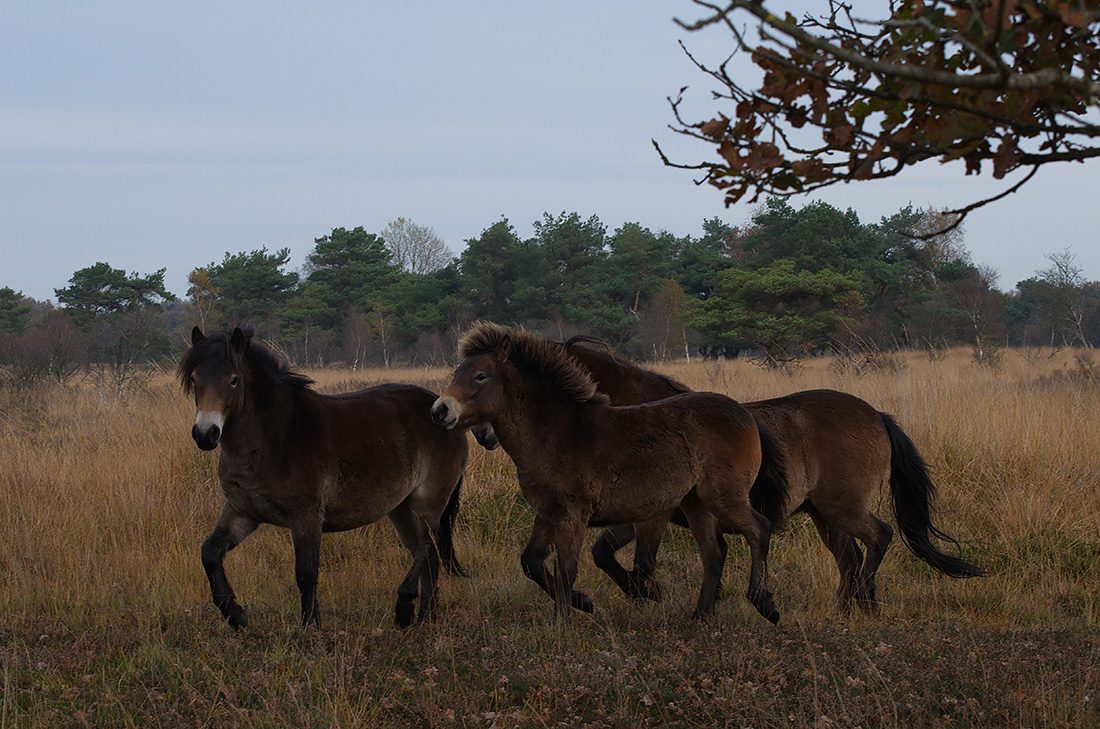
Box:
[389, 502, 434, 628]
[702, 490, 780, 625]
[807, 507, 864, 612]
[418, 521, 442, 624]
[854, 515, 893, 614]
[291, 514, 324, 628]
[679, 494, 727, 620]
[632, 515, 671, 602]
[438, 474, 469, 578]
[201, 503, 258, 629]
[820, 506, 894, 615]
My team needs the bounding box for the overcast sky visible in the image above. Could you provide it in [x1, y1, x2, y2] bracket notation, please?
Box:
[2, 1, 1097, 301]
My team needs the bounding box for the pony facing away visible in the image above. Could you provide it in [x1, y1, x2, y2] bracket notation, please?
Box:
[432, 322, 780, 624]
[561, 339, 983, 613]
[179, 327, 468, 629]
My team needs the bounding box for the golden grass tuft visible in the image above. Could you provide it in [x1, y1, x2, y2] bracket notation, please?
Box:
[0, 349, 1098, 726]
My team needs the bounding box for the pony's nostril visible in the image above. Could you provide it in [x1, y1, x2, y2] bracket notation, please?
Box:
[209, 425, 221, 442]
[433, 402, 449, 421]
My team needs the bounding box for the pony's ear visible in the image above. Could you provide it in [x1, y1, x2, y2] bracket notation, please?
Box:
[191, 326, 204, 346]
[230, 327, 249, 354]
[497, 333, 512, 360]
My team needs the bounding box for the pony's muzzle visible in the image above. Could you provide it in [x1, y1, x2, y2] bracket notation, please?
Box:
[430, 398, 458, 429]
[471, 423, 500, 451]
[192, 423, 221, 450]
[192, 410, 225, 450]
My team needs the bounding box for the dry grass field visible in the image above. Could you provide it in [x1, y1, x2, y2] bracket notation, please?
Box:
[1, 348, 1098, 727]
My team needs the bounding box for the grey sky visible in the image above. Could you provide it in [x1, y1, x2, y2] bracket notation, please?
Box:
[2, 1, 1097, 301]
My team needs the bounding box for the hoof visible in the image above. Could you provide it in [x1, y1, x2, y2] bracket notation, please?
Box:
[395, 600, 415, 629]
[854, 583, 880, 616]
[755, 594, 780, 625]
[226, 604, 248, 629]
[626, 571, 662, 603]
[444, 558, 471, 578]
[690, 607, 714, 621]
[641, 579, 662, 603]
[856, 598, 881, 617]
[571, 591, 594, 614]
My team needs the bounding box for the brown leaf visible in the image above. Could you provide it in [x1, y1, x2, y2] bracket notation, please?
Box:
[699, 117, 728, 140]
[718, 140, 741, 166]
[992, 136, 1021, 178]
[825, 124, 853, 148]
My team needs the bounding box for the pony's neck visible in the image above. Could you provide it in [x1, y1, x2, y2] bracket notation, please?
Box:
[491, 373, 581, 466]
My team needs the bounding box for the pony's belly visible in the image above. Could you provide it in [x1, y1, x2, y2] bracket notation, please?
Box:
[589, 491, 685, 526]
[320, 502, 396, 532]
[221, 481, 293, 527]
[322, 477, 416, 529]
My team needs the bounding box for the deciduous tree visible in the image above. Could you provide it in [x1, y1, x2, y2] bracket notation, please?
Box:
[662, 0, 1100, 233]
[381, 217, 452, 275]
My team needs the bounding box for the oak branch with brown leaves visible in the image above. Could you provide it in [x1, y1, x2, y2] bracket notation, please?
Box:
[658, 0, 1100, 233]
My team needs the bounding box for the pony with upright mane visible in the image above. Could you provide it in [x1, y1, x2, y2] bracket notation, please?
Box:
[179, 327, 469, 629]
[559, 338, 983, 612]
[432, 322, 780, 623]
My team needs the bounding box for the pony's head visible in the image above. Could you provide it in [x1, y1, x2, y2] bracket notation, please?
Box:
[178, 327, 250, 450]
[430, 324, 512, 431]
[178, 326, 314, 450]
[431, 321, 606, 431]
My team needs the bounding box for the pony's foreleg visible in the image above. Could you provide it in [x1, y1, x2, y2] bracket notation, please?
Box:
[521, 516, 594, 618]
[520, 517, 556, 602]
[551, 515, 591, 620]
[290, 515, 323, 628]
[591, 524, 637, 599]
[201, 503, 258, 629]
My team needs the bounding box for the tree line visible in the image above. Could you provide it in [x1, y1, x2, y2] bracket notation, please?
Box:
[1, 203, 1097, 384]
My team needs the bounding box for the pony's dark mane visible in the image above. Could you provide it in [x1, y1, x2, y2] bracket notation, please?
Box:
[563, 336, 691, 394]
[177, 331, 314, 393]
[459, 322, 609, 404]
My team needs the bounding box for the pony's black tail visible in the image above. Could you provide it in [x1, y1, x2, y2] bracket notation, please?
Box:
[881, 412, 983, 578]
[438, 475, 470, 577]
[749, 424, 791, 530]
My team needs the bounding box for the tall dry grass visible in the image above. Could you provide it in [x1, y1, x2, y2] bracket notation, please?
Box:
[0, 349, 1097, 727]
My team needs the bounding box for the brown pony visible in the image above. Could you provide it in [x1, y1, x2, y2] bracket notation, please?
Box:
[553, 338, 982, 612]
[179, 327, 468, 629]
[431, 322, 780, 623]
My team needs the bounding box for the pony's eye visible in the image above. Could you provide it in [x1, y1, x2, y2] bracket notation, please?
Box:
[474, 372, 488, 383]
[230, 376, 240, 388]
